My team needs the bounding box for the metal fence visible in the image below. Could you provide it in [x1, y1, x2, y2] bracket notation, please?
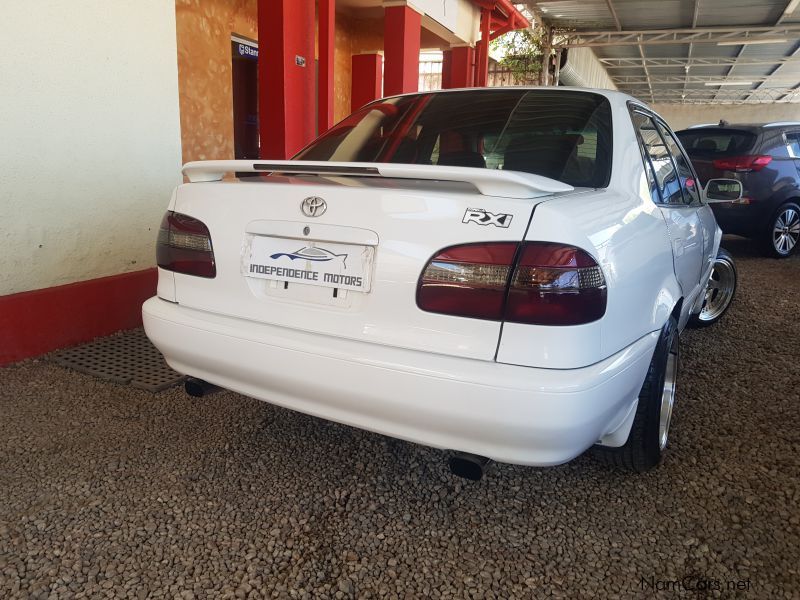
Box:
[419, 60, 540, 91]
[487, 68, 539, 87]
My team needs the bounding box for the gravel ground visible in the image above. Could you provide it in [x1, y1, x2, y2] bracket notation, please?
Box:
[1, 237, 798, 599]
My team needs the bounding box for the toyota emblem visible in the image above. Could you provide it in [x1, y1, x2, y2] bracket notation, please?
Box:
[301, 196, 327, 217]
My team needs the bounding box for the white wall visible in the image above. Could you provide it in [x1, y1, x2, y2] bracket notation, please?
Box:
[0, 1, 182, 295]
[652, 103, 800, 131]
[414, 0, 480, 46]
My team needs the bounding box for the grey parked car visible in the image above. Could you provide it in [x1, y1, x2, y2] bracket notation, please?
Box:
[676, 122, 800, 257]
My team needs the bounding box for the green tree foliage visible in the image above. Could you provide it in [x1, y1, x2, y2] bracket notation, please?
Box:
[490, 28, 544, 82]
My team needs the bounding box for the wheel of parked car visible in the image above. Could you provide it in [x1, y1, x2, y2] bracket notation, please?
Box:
[764, 202, 800, 258]
[595, 317, 679, 472]
[688, 248, 737, 328]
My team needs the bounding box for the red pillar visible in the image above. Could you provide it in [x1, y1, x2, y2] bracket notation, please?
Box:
[475, 8, 491, 87]
[443, 46, 475, 89]
[441, 50, 453, 90]
[351, 54, 383, 112]
[258, 0, 315, 159]
[318, 0, 335, 132]
[384, 5, 421, 96]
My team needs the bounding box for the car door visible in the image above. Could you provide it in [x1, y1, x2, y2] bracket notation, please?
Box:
[630, 109, 705, 313]
[659, 120, 719, 283]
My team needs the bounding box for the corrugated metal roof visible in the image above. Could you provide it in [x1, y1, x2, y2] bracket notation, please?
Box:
[524, 0, 800, 104]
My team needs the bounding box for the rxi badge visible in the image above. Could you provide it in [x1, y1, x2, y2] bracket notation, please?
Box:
[462, 208, 513, 228]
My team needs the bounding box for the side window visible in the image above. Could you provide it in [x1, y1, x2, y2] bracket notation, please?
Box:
[657, 122, 701, 205]
[630, 113, 660, 202]
[767, 133, 791, 159]
[430, 135, 441, 164]
[632, 111, 682, 204]
[786, 132, 800, 158]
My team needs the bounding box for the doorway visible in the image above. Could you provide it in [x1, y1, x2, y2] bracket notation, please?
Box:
[231, 35, 259, 159]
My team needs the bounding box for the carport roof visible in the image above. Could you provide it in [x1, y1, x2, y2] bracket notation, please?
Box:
[522, 0, 800, 104]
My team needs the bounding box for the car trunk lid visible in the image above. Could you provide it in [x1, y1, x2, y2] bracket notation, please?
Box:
[169, 163, 572, 361]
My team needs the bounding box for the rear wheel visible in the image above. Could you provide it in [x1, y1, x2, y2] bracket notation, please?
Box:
[688, 248, 737, 328]
[763, 202, 800, 258]
[594, 317, 679, 472]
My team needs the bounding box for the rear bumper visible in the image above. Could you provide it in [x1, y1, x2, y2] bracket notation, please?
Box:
[143, 297, 658, 466]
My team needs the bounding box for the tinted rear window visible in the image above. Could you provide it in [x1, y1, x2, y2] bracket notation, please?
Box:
[676, 128, 756, 157]
[295, 90, 613, 188]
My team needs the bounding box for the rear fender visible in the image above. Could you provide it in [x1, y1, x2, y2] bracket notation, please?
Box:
[497, 189, 681, 369]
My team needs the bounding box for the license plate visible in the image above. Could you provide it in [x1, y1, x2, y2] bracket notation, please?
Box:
[244, 236, 374, 292]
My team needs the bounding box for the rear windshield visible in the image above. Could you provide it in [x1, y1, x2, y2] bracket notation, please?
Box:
[295, 90, 614, 188]
[675, 128, 757, 157]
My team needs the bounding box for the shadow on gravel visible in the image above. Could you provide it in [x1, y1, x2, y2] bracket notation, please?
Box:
[719, 234, 763, 258]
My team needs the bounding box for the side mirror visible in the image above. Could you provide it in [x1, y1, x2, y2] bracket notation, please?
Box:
[704, 179, 743, 203]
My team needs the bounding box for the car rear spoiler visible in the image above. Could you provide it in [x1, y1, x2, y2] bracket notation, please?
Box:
[182, 160, 574, 199]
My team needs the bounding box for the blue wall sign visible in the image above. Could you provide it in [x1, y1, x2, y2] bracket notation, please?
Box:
[233, 41, 258, 61]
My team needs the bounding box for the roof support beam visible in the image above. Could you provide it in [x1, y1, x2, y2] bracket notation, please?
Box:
[742, 2, 800, 100]
[601, 0, 655, 103]
[529, 0, 800, 104]
[777, 85, 800, 101]
[744, 42, 800, 100]
[609, 0, 654, 102]
[636, 44, 654, 103]
[615, 75, 799, 84]
[554, 26, 800, 48]
[601, 56, 800, 68]
[712, 44, 747, 102]
[603, 0, 622, 30]
[623, 87, 800, 101]
[776, 0, 800, 25]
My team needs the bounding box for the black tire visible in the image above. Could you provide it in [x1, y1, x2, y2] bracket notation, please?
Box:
[688, 247, 737, 329]
[762, 202, 800, 258]
[594, 317, 679, 473]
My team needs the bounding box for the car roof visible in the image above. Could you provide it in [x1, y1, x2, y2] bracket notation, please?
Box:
[678, 122, 800, 132]
[381, 86, 645, 108]
[377, 86, 672, 129]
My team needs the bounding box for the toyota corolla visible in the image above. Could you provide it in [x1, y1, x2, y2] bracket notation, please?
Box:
[143, 88, 739, 478]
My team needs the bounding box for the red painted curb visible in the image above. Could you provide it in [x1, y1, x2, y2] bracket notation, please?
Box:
[0, 269, 157, 365]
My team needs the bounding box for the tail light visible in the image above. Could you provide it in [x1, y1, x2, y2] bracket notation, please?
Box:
[505, 243, 607, 325]
[416, 243, 516, 320]
[417, 242, 606, 325]
[712, 155, 772, 172]
[156, 211, 216, 278]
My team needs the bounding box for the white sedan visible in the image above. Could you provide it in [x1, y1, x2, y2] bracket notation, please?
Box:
[143, 88, 739, 478]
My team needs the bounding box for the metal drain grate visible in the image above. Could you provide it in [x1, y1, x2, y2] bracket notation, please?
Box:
[51, 329, 185, 392]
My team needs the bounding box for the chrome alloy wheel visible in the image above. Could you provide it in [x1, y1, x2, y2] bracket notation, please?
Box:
[773, 207, 800, 256]
[658, 335, 679, 451]
[698, 256, 736, 323]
